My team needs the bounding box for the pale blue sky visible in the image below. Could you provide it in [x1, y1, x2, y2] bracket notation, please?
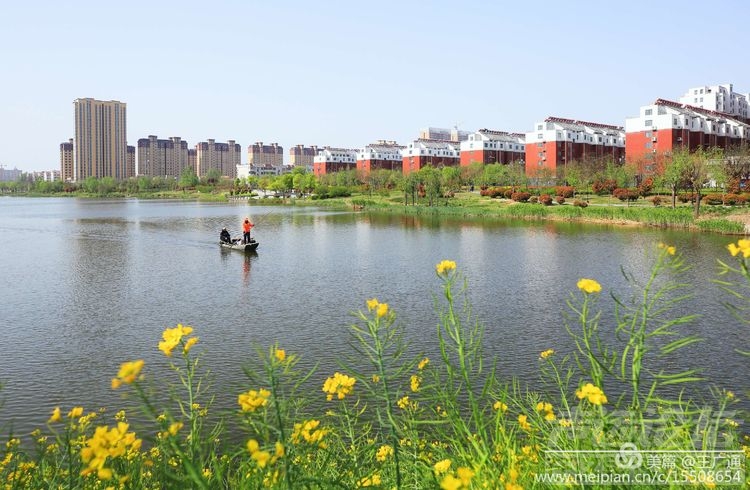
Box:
[2, 0, 749, 171]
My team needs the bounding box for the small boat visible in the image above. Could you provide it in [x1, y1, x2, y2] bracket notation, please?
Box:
[220, 239, 259, 252]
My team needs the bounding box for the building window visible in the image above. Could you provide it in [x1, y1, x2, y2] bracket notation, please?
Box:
[645, 131, 652, 138]
[645, 120, 652, 126]
[537, 124, 543, 130]
[645, 109, 652, 116]
[538, 133, 543, 139]
[645, 142, 653, 149]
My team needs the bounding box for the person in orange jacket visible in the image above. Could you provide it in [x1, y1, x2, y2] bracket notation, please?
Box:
[242, 217, 254, 244]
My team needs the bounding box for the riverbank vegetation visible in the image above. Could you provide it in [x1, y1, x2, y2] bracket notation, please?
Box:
[1, 248, 748, 488]
[5, 147, 750, 233]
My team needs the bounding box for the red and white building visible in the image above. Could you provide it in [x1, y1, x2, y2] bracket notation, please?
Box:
[525, 117, 625, 178]
[678, 83, 750, 123]
[625, 98, 750, 176]
[401, 139, 460, 174]
[356, 140, 405, 175]
[313, 147, 357, 176]
[459, 129, 525, 166]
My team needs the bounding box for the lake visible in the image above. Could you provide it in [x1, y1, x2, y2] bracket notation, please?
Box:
[0, 197, 747, 436]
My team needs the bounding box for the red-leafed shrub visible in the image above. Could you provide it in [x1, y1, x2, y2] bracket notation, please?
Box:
[556, 196, 566, 205]
[592, 179, 617, 195]
[539, 194, 553, 206]
[677, 193, 697, 203]
[650, 196, 662, 207]
[613, 188, 640, 202]
[573, 199, 588, 208]
[511, 192, 531, 202]
[554, 186, 575, 198]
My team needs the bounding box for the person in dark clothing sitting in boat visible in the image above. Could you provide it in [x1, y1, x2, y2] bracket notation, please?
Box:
[220, 227, 232, 244]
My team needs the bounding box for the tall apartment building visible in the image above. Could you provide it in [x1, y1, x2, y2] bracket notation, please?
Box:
[402, 139, 461, 174]
[196, 139, 241, 178]
[248, 142, 284, 168]
[127, 146, 135, 178]
[625, 99, 750, 176]
[524, 117, 625, 178]
[60, 138, 74, 182]
[460, 129, 525, 166]
[73, 98, 128, 181]
[313, 147, 357, 176]
[419, 127, 471, 142]
[188, 149, 197, 173]
[679, 83, 749, 123]
[289, 144, 318, 171]
[356, 140, 405, 175]
[137, 135, 189, 178]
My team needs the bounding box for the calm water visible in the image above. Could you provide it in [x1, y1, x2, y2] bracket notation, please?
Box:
[0, 197, 747, 436]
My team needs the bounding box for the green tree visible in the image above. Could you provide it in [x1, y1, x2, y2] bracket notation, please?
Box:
[418, 166, 441, 206]
[179, 167, 199, 190]
[441, 166, 462, 193]
[682, 147, 720, 218]
[658, 149, 690, 208]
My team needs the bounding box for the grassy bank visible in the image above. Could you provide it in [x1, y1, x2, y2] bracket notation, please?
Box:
[344, 192, 748, 235]
[1, 248, 748, 488]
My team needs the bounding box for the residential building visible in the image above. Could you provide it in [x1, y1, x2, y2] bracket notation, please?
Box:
[188, 149, 197, 173]
[419, 127, 471, 142]
[195, 139, 241, 178]
[127, 146, 135, 178]
[401, 139, 461, 174]
[678, 83, 749, 123]
[137, 135, 189, 178]
[60, 138, 74, 181]
[356, 140, 405, 175]
[28, 170, 61, 182]
[313, 147, 357, 176]
[248, 142, 284, 168]
[73, 98, 128, 181]
[625, 98, 750, 176]
[524, 117, 625, 178]
[289, 144, 318, 171]
[460, 129, 525, 166]
[0, 166, 22, 181]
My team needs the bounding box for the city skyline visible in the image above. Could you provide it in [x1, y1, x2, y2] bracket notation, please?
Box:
[2, 0, 750, 172]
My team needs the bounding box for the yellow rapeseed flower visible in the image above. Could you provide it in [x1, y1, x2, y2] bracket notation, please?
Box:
[275, 349, 286, 362]
[434, 459, 452, 475]
[658, 242, 676, 255]
[376, 302, 389, 318]
[518, 414, 531, 431]
[418, 357, 430, 370]
[456, 467, 474, 486]
[158, 324, 194, 357]
[728, 238, 750, 258]
[48, 407, 62, 423]
[436, 260, 457, 275]
[540, 349, 555, 359]
[371, 374, 380, 384]
[375, 444, 393, 462]
[575, 382, 608, 405]
[183, 336, 199, 354]
[357, 473, 382, 487]
[238, 388, 271, 412]
[440, 474, 462, 490]
[410, 374, 421, 392]
[68, 407, 84, 419]
[111, 359, 144, 389]
[322, 372, 356, 401]
[493, 401, 508, 412]
[168, 422, 183, 436]
[366, 298, 379, 311]
[397, 395, 417, 410]
[577, 278, 602, 294]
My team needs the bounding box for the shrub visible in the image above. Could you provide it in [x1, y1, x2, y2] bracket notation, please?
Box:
[556, 196, 566, 205]
[677, 192, 697, 203]
[554, 186, 575, 198]
[613, 188, 640, 202]
[637, 177, 654, 197]
[592, 179, 617, 195]
[539, 194, 553, 206]
[503, 189, 513, 199]
[573, 199, 588, 208]
[511, 191, 531, 202]
[650, 196, 662, 207]
[702, 193, 724, 205]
